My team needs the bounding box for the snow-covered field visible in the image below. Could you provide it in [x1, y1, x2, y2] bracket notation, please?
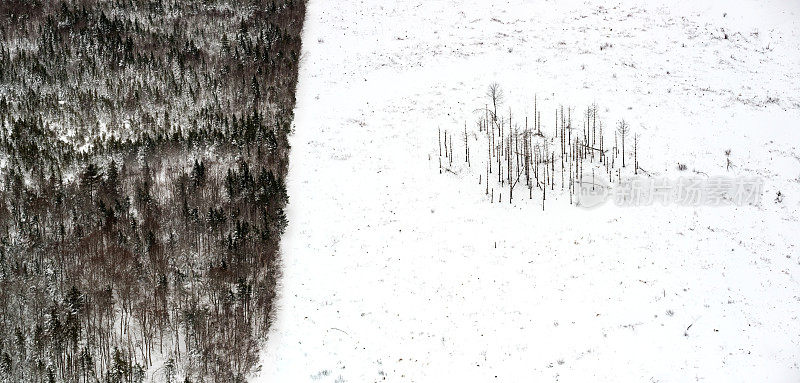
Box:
[256, 0, 800, 381]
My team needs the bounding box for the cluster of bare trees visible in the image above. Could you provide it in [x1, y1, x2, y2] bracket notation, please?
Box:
[0, 0, 306, 382]
[438, 83, 643, 208]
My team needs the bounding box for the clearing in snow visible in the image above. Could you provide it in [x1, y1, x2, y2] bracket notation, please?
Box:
[258, 0, 800, 381]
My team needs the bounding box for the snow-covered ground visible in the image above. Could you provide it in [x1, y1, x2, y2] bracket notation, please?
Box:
[256, 0, 800, 381]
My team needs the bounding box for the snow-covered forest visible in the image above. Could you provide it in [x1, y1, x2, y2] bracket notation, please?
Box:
[0, 0, 305, 381]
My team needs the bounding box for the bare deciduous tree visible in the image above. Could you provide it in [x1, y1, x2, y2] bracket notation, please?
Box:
[487, 82, 504, 123]
[617, 119, 630, 167]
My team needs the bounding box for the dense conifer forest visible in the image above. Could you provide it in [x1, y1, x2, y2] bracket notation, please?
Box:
[0, 0, 305, 381]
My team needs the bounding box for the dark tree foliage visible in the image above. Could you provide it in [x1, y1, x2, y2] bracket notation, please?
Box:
[0, 0, 305, 381]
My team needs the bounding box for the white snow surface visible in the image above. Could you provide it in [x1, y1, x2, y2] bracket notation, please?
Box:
[255, 0, 800, 381]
